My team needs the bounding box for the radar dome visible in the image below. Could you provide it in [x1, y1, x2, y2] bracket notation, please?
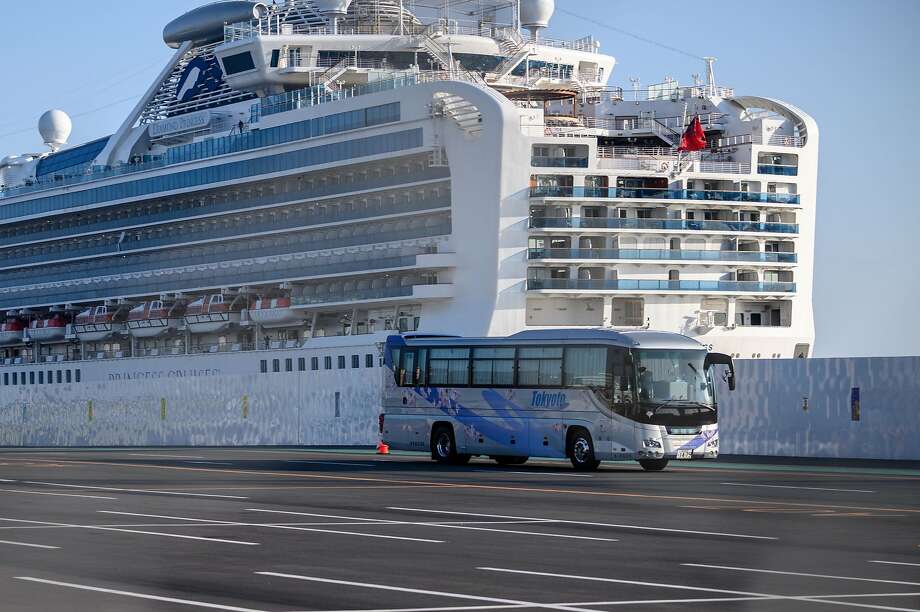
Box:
[520, 0, 555, 39]
[38, 110, 72, 152]
[312, 0, 352, 17]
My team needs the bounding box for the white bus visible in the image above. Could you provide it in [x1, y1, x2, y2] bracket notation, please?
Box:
[380, 329, 735, 471]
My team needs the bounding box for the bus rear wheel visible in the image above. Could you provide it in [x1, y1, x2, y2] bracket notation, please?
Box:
[493, 455, 528, 466]
[567, 428, 600, 472]
[639, 458, 669, 471]
[431, 425, 470, 465]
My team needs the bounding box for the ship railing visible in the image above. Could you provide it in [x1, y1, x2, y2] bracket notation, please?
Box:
[712, 133, 806, 148]
[526, 278, 796, 293]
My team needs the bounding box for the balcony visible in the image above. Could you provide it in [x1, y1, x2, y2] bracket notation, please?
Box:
[530, 217, 799, 234]
[290, 283, 453, 307]
[527, 279, 796, 293]
[529, 186, 800, 205]
[530, 157, 589, 168]
[528, 248, 797, 263]
[757, 164, 799, 176]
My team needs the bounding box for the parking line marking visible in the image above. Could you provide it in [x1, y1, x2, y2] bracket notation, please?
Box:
[388, 507, 776, 540]
[244, 509, 614, 542]
[721, 482, 875, 493]
[682, 564, 920, 587]
[0, 517, 259, 546]
[870, 561, 920, 568]
[255, 572, 604, 612]
[0, 488, 117, 500]
[0, 539, 59, 550]
[129, 454, 206, 459]
[22, 481, 247, 499]
[15, 577, 268, 612]
[99, 511, 443, 544]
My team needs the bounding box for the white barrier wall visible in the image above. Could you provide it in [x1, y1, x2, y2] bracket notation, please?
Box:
[718, 356, 920, 461]
[2, 351, 918, 461]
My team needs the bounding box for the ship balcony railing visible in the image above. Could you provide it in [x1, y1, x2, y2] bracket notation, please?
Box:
[527, 248, 797, 263]
[529, 217, 799, 234]
[527, 278, 796, 293]
[290, 283, 451, 307]
[757, 164, 799, 176]
[529, 186, 800, 205]
[530, 157, 590, 168]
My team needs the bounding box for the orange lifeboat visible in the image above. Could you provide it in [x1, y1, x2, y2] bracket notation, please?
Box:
[0, 315, 25, 346]
[73, 305, 124, 342]
[126, 300, 180, 338]
[27, 313, 67, 342]
[184, 294, 240, 333]
[246, 296, 306, 328]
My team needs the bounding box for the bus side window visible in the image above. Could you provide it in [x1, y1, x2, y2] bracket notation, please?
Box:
[608, 347, 634, 416]
[400, 350, 417, 387]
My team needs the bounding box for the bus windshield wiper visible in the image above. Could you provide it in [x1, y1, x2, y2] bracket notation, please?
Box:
[644, 399, 712, 417]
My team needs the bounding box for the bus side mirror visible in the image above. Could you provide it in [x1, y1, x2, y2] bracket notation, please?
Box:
[705, 352, 736, 391]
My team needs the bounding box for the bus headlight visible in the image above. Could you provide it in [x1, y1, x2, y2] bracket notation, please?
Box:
[643, 438, 662, 449]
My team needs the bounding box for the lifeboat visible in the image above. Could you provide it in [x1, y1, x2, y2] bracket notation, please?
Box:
[73, 305, 124, 342]
[246, 296, 306, 329]
[27, 314, 67, 342]
[184, 294, 240, 334]
[126, 300, 180, 338]
[0, 316, 25, 345]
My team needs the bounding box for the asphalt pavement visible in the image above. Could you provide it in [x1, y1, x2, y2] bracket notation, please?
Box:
[0, 448, 918, 612]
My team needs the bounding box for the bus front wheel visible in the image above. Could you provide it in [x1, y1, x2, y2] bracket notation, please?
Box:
[567, 428, 600, 472]
[639, 458, 669, 471]
[431, 425, 470, 465]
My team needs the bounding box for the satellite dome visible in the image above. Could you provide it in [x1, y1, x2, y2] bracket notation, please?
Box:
[38, 110, 72, 152]
[520, 0, 555, 39]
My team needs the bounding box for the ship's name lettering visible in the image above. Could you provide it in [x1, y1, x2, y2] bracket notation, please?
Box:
[108, 368, 221, 381]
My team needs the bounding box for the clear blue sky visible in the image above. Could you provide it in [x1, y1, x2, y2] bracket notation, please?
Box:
[0, 0, 917, 358]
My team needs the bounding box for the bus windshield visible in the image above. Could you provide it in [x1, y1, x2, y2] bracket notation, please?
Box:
[634, 349, 715, 412]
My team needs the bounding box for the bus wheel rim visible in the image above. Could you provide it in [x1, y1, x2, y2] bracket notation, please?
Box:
[573, 438, 591, 462]
[436, 433, 452, 458]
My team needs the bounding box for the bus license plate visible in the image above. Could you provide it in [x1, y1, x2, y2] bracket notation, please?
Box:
[676, 449, 693, 460]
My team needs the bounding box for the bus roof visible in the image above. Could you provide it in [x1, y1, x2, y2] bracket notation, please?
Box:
[395, 328, 705, 351]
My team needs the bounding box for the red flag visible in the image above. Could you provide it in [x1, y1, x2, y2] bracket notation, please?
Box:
[678, 116, 707, 152]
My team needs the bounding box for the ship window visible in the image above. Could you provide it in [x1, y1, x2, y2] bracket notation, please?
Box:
[66, 370, 72, 384]
[260, 360, 268, 373]
[351, 355, 360, 369]
[222, 52, 256, 75]
[56, 370, 62, 384]
[338, 356, 346, 369]
[298, 357, 306, 371]
[365, 354, 374, 368]
[30, 371, 36, 385]
[47, 371, 53, 385]
[38, 371, 44, 384]
[75, 369, 81, 383]
[272, 359, 280, 373]
[270, 49, 280, 68]
[311, 357, 319, 371]
[285, 358, 293, 372]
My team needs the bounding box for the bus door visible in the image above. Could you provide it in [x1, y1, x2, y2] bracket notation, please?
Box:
[608, 347, 638, 458]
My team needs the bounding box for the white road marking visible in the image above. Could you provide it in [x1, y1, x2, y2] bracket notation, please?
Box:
[720, 482, 875, 493]
[244, 509, 614, 542]
[255, 572, 603, 612]
[870, 561, 920, 568]
[22, 481, 247, 499]
[0, 488, 117, 500]
[128, 453, 206, 459]
[0, 478, 16, 482]
[0, 539, 59, 550]
[387, 507, 777, 540]
[15, 577, 268, 612]
[98, 511, 443, 544]
[682, 564, 920, 587]
[0, 517, 259, 546]
[286, 460, 378, 467]
[479, 568, 920, 611]
[808, 593, 920, 600]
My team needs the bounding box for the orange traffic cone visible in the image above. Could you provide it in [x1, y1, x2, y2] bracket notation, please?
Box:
[376, 441, 390, 455]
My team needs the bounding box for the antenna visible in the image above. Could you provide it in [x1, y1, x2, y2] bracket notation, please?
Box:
[629, 77, 641, 103]
[703, 56, 717, 96]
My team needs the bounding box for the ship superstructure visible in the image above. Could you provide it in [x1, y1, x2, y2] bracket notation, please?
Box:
[0, 0, 817, 390]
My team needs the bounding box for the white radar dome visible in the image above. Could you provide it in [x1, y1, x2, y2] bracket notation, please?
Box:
[38, 109, 72, 152]
[520, 0, 555, 39]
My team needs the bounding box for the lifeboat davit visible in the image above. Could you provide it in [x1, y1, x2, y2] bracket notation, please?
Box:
[246, 296, 306, 329]
[0, 316, 25, 345]
[27, 314, 67, 342]
[73, 305, 124, 342]
[126, 301, 180, 338]
[184, 294, 240, 334]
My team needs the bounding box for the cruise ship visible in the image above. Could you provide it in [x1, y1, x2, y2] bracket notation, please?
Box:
[0, 0, 818, 446]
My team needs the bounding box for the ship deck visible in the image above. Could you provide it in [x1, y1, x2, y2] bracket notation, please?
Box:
[0, 448, 918, 612]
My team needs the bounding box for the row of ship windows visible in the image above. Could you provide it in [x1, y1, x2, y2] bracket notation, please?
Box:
[1, 129, 424, 220]
[3, 369, 80, 386]
[260, 354, 377, 373]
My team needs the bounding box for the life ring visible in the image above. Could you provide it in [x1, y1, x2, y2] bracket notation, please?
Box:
[659, 162, 670, 172]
